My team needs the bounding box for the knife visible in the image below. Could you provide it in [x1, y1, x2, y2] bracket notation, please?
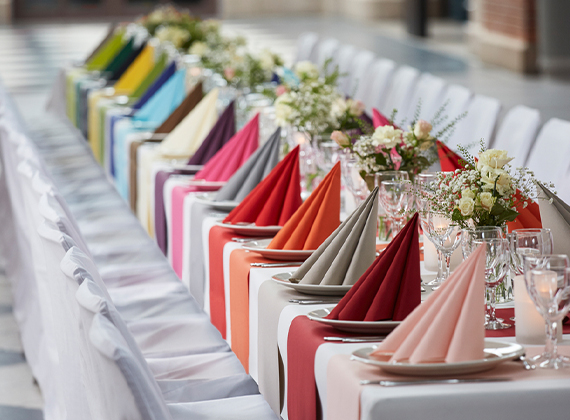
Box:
[325, 337, 385, 343]
[251, 262, 303, 267]
[360, 378, 509, 386]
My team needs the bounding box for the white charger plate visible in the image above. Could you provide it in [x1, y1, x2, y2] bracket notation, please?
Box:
[183, 179, 226, 190]
[307, 307, 400, 334]
[351, 340, 525, 376]
[272, 272, 351, 296]
[215, 220, 282, 237]
[242, 239, 314, 261]
[195, 193, 240, 212]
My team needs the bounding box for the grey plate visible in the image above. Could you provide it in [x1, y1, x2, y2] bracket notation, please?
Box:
[308, 307, 400, 333]
[272, 272, 351, 296]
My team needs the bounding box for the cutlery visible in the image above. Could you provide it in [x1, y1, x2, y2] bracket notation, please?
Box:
[360, 378, 509, 386]
[251, 262, 303, 268]
[325, 336, 385, 343]
[289, 299, 340, 305]
[232, 237, 266, 243]
[515, 354, 536, 370]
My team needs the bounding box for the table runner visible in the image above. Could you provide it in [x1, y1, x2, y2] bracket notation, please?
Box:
[328, 345, 570, 420]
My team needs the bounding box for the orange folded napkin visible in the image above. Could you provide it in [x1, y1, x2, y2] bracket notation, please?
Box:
[291, 188, 379, 285]
[223, 146, 302, 226]
[267, 162, 341, 250]
[371, 244, 486, 364]
[326, 213, 421, 320]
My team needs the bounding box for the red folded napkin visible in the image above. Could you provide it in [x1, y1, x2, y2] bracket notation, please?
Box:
[436, 140, 464, 172]
[326, 213, 421, 321]
[223, 146, 302, 226]
[267, 162, 341, 250]
[372, 108, 392, 128]
[194, 113, 259, 182]
[507, 190, 542, 231]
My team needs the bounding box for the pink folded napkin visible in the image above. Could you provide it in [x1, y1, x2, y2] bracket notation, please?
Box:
[372, 108, 393, 128]
[193, 113, 259, 182]
[371, 245, 486, 364]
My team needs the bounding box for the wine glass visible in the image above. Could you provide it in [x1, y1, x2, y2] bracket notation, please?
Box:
[375, 171, 409, 240]
[510, 228, 554, 276]
[423, 212, 463, 286]
[474, 237, 511, 330]
[316, 141, 341, 172]
[339, 152, 368, 205]
[462, 226, 504, 260]
[524, 255, 570, 369]
[379, 180, 412, 237]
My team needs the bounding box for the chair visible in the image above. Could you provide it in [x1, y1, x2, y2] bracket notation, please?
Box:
[435, 84, 472, 124]
[316, 38, 340, 71]
[333, 44, 359, 94]
[345, 50, 375, 97]
[526, 118, 570, 194]
[446, 94, 501, 152]
[401, 73, 447, 124]
[491, 105, 541, 169]
[360, 58, 397, 114]
[295, 32, 319, 63]
[380, 65, 421, 119]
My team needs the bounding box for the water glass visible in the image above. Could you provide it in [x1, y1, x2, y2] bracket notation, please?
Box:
[423, 212, 463, 285]
[379, 180, 412, 237]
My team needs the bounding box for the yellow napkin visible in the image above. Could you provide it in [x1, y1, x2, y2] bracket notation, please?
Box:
[113, 44, 155, 96]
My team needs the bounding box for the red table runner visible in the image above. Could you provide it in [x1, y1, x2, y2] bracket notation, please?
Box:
[286, 308, 570, 420]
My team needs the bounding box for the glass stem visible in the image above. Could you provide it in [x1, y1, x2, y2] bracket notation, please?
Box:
[436, 250, 443, 279]
[545, 317, 558, 359]
[488, 286, 497, 322]
[444, 253, 451, 280]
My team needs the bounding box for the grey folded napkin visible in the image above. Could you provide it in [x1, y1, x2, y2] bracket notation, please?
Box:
[215, 127, 281, 202]
[291, 187, 379, 285]
[538, 184, 570, 256]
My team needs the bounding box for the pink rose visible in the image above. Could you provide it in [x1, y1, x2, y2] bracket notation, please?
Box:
[275, 85, 288, 96]
[330, 130, 351, 147]
[413, 119, 432, 140]
[349, 99, 365, 117]
[224, 67, 236, 81]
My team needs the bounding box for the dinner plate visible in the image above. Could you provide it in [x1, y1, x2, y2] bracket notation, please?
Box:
[272, 272, 351, 296]
[307, 307, 400, 333]
[242, 239, 314, 261]
[351, 340, 525, 376]
[183, 179, 226, 190]
[215, 221, 282, 237]
[195, 193, 240, 212]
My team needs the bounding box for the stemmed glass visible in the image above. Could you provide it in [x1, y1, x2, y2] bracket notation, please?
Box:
[524, 255, 570, 369]
[474, 237, 511, 330]
[339, 152, 368, 205]
[375, 171, 409, 240]
[423, 212, 463, 287]
[379, 180, 412, 237]
[462, 226, 504, 259]
[510, 228, 554, 276]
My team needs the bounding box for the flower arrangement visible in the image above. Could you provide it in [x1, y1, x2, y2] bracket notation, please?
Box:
[138, 6, 206, 50]
[426, 143, 554, 228]
[333, 103, 461, 179]
[273, 60, 368, 139]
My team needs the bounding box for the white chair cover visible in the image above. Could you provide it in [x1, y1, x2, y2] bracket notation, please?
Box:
[334, 44, 359, 95]
[345, 49, 375, 97]
[295, 32, 319, 63]
[316, 38, 340, 71]
[362, 58, 397, 114]
[492, 105, 541, 168]
[402, 73, 447, 123]
[380, 65, 421, 119]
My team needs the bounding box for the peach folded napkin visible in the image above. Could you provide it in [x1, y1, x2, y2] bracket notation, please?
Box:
[223, 146, 302, 226]
[325, 212, 421, 317]
[290, 187, 378, 285]
[193, 113, 259, 182]
[267, 162, 341, 250]
[371, 244, 486, 364]
[538, 184, 570, 256]
[215, 127, 281, 202]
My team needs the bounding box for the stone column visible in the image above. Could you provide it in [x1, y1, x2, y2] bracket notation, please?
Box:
[537, 0, 570, 74]
[468, 0, 537, 73]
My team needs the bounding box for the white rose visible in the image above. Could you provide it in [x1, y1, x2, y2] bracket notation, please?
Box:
[294, 61, 319, 80]
[477, 149, 514, 170]
[479, 192, 496, 211]
[346, 99, 365, 117]
[495, 172, 513, 196]
[259, 50, 275, 72]
[274, 94, 293, 126]
[462, 189, 475, 199]
[413, 120, 433, 140]
[330, 97, 347, 120]
[458, 197, 475, 216]
[372, 125, 403, 149]
[189, 41, 208, 57]
[480, 165, 512, 196]
[331, 130, 351, 147]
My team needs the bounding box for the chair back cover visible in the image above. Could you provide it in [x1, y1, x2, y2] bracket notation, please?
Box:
[402, 73, 447, 123]
[346, 50, 375, 97]
[295, 32, 319, 63]
[380, 65, 420, 118]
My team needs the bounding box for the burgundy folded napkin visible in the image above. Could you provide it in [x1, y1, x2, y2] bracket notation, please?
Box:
[188, 101, 236, 165]
[326, 213, 421, 321]
[223, 146, 302, 226]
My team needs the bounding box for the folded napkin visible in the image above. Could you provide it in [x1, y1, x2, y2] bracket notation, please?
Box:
[267, 162, 341, 250]
[291, 187, 378, 285]
[113, 43, 155, 96]
[85, 27, 125, 71]
[372, 108, 392, 128]
[188, 101, 236, 166]
[436, 140, 463, 172]
[215, 127, 281, 202]
[131, 61, 176, 111]
[193, 113, 259, 182]
[370, 244, 485, 363]
[105, 39, 146, 82]
[507, 190, 542, 231]
[223, 145, 302, 226]
[158, 87, 218, 157]
[539, 184, 570, 256]
[154, 81, 204, 135]
[130, 53, 168, 101]
[324, 212, 420, 311]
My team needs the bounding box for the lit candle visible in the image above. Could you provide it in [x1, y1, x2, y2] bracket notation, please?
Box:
[423, 237, 462, 273]
[514, 274, 562, 344]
